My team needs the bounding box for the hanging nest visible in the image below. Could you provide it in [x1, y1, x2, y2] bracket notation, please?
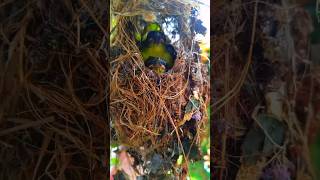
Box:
[110, 0, 209, 177]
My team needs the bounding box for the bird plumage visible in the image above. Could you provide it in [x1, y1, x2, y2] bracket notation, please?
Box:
[138, 25, 177, 73]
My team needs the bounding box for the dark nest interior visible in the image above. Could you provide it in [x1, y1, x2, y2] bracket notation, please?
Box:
[110, 0, 209, 178]
[0, 0, 108, 179]
[213, 0, 320, 179]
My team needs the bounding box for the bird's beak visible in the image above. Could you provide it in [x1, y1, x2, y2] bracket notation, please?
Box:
[150, 65, 166, 74]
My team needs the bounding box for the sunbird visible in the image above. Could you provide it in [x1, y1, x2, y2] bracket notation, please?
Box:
[138, 23, 177, 74]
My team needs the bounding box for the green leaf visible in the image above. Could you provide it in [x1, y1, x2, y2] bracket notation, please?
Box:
[242, 125, 265, 164]
[135, 32, 142, 41]
[177, 155, 183, 165]
[242, 114, 285, 164]
[110, 157, 119, 166]
[257, 114, 285, 155]
[201, 138, 209, 154]
[185, 97, 200, 113]
[189, 161, 210, 180]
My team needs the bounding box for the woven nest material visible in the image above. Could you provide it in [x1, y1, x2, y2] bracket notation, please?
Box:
[110, 42, 209, 149]
[110, 3, 209, 153]
[111, 0, 195, 17]
[111, 52, 187, 147]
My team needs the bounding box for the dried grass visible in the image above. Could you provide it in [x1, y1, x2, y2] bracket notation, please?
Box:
[0, 0, 108, 179]
[213, 0, 320, 179]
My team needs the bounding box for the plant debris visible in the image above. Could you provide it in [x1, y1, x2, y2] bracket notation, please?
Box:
[0, 0, 108, 179]
[213, 0, 320, 179]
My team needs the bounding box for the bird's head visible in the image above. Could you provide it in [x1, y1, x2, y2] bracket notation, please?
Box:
[145, 57, 168, 74]
[145, 31, 166, 45]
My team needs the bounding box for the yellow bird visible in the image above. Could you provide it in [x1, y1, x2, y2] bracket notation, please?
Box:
[139, 27, 177, 73]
